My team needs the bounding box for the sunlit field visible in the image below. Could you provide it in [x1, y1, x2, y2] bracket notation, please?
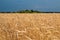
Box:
[0, 13, 60, 40]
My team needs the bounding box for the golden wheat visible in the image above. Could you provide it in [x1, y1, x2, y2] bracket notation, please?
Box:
[0, 13, 60, 40]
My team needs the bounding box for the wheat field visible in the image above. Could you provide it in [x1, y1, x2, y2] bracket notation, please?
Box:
[0, 13, 60, 40]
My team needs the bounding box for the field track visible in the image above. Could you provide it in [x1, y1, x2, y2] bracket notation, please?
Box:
[0, 13, 60, 40]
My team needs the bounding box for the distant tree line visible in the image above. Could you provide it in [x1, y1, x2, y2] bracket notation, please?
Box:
[16, 10, 41, 13]
[0, 10, 60, 13]
[0, 10, 41, 13]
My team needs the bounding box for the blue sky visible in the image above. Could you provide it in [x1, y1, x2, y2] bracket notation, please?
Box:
[0, 0, 60, 12]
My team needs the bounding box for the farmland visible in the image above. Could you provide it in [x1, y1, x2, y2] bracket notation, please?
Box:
[0, 13, 60, 40]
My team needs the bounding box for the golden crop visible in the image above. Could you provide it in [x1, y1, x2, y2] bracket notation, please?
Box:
[0, 13, 60, 40]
